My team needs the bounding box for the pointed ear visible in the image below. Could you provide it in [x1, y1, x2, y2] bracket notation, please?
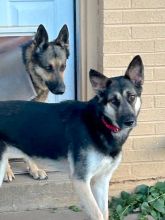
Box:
[34, 24, 48, 49]
[89, 69, 109, 94]
[125, 55, 144, 87]
[54, 24, 69, 48]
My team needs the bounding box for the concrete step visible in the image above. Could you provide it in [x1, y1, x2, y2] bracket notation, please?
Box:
[0, 172, 78, 212]
[0, 208, 154, 220]
[0, 169, 154, 220]
[0, 161, 154, 219]
[0, 208, 87, 220]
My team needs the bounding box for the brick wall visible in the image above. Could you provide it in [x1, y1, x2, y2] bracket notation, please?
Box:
[99, 0, 165, 193]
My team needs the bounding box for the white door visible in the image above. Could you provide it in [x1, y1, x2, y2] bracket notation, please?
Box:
[0, 0, 75, 102]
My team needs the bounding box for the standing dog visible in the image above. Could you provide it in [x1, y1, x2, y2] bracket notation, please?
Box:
[4, 24, 69, 182]
[0, 55, 144, 220]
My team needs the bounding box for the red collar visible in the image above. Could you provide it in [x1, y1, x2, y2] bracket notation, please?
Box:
[101, 117, 121, 133]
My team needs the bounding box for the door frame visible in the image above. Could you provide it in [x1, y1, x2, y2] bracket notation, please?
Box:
[75, 0, 102, 101]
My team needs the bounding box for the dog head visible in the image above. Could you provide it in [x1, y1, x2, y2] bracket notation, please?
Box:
[89, 55, 144, 134]
[32, 24, 69, 94]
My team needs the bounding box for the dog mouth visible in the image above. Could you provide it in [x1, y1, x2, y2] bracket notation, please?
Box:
[101, 116, 121, 133]
[50, 89, 65, 95]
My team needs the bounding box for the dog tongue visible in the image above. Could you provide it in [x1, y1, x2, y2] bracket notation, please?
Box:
[101, 118, 121, 133]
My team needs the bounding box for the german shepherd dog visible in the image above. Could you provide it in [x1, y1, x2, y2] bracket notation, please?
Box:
[0, 55, 143, 220]
[4, 24, 69, 182]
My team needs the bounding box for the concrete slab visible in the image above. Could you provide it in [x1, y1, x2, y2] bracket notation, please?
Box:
[0, 209, 154, 220]
[0, 209, 87, 220]
[0, 172, 78, 212]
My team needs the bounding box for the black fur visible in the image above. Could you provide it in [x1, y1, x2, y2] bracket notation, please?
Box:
[0, 99, 124, 160]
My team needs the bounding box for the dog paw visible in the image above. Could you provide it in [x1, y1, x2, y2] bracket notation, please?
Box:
[4, 166, 15, 182]
[29, 168, 48, 180]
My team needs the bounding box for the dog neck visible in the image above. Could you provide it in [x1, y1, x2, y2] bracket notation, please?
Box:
[33, 88, 49, 102]
[22, 42, 49, 102]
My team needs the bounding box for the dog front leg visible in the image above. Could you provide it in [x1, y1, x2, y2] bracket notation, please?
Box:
[91, 176, 110, 220]
[73, 178, 104, 220]
[91, 153, 122, 220]
[3, 162, 15, 182]
[0, 154, 8, 186]
[24, 158, 48, 180]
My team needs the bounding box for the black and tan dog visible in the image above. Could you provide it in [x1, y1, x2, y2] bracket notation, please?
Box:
[4, 24, 69, 182]
[23, 24, 69, 101]
[0, 56, 143, 220]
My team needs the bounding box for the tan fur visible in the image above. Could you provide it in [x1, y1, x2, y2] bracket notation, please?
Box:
[25, 158, 48, 180]
[23, 47, 65, 101]
[4, 163, 15, 182]
[24, 44, 49, 100]
[50, 58, 62, 67]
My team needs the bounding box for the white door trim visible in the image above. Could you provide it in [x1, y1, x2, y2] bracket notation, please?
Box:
[0, 27, 36, 36]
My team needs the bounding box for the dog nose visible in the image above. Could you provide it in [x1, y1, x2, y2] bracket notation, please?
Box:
[46, 81, 65, 95]
[124, 120, 135, 127]
[123, 115, 136, 128]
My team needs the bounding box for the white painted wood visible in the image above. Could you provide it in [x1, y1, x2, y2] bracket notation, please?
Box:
[0, 27, 36, 36]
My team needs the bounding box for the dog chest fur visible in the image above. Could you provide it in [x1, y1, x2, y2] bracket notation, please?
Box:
[86, 149, 122, 181]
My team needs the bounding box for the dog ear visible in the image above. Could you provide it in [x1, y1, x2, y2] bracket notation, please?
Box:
[125, 55, 144, 87]
[34, 24, 48, 49]
[89, 69, 108, 93]
[54, 24, 69, 49]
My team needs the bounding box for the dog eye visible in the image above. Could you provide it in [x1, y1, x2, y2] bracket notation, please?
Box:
[109, 97, 120, 106]
[128, 94, 136, 103]
[46, 65, 53, 72]
[60, 64, 66, 72]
